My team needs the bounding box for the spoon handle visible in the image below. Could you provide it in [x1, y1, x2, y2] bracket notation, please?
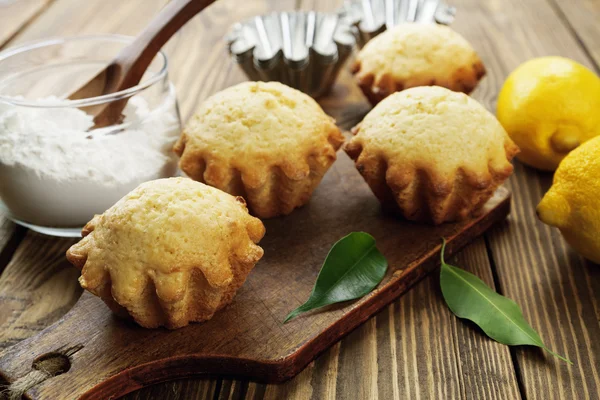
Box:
[110, 0, 216, 91]
[91, 0, 216, 128]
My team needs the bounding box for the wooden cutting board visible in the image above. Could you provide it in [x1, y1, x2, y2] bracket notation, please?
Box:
[0, 152, 510, 400]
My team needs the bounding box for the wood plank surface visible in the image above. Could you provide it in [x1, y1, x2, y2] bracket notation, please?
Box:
[548, 0, 600, 69]
[451, 0, 600, 399]
[0, 0, 598, 399]
[0, 154, 512, 399]
[0, 0, 167, 348]
[214, 0, 521, 398]
[0, 0, 54, 48]
[0, 217, 23, 274]
[213, 1, 521, 399]
[0, 0, 226, 398]
[0, 234, 79, 350]
[216, 241, 522, 400]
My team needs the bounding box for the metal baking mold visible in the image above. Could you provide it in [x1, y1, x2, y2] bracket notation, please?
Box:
[340, 0, 457, 47]
[226, 11, 357, 98]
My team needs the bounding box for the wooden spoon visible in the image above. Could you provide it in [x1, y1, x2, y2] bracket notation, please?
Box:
[70, 0, 216, 129]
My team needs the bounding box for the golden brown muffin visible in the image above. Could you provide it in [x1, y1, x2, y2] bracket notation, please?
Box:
[345, 86, 519, 224]
[174, 81, 344, 219]
[352, 24, 486, 105]
[66, 177, 265, 329]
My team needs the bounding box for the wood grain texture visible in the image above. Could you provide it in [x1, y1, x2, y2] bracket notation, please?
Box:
[5, 0, 167, 46]
[0, 233, 79, 351]
[0, 160, 511, 398]
[488, 165, 600, 400]
[0, 217, 24, 275]
[547, 0, 600, 70]
[0, 0, 54, 47]
[164, 0, 298, 120]
[372, 238, 522, 400]
[215, 1, 522, 400]
[0, 0, 599, 399]
[125, 379, 219, 400]
[70, 0, 220, 128]
[451, 0, 600, 398]
[0, 217, 15, 253]
[0, 0, 169, 356]
[0, 0, 226, 397]
[0, 0, 293, 398]
[220, 239, 521, 400]
[0, 0, 34, 273]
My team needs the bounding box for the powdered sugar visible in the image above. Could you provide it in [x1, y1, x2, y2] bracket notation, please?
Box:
[0, 87, 180, 228]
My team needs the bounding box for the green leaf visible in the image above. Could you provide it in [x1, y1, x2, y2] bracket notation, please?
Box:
[439, 239, 572, 364]
[284, 232, 388, 323]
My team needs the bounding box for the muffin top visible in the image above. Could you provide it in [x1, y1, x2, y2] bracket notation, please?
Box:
[354, 24, 483, 86]
[67, 177, 265, 304]
[347, 86, 517, 180]
[175, 81, 343, 188]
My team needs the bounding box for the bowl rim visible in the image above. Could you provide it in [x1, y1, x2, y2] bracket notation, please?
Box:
[0, 34, 169, 108]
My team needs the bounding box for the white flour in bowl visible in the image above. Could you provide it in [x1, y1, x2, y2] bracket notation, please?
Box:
[0, 88, 180, 227]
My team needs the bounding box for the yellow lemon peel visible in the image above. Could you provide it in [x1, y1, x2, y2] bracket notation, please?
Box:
[537, 136, 600, 264]
[497, 56, 600, 171]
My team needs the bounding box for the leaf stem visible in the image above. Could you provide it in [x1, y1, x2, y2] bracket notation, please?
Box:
[283, 232, 388, 323]
[440, 238, 447, 265]
[543, 347, 574, 365]
[284, 242, 378, 323]
[444, 263, 545, 348]
[439, 238, 572, 365]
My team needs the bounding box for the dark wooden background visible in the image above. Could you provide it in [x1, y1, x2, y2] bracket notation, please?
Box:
[0, 0, 599, 399]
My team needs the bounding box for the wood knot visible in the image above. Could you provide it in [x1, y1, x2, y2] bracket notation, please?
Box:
[2, 345, 82, 400]
[32, 352, 71, 377]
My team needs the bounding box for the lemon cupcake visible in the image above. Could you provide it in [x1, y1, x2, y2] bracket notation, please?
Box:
[352, 24, 485, 105]
[174, 81, 344, 219]
[345, 86, 518, 224]
[66, 177, 265, 329]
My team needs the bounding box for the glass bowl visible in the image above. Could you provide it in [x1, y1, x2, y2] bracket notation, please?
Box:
[0, 35, 181, 237]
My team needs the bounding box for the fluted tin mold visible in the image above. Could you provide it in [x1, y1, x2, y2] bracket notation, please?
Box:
[340, 0, 456, 47]
[226, 11, 356, 98]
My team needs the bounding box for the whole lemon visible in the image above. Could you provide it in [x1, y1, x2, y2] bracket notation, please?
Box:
[537, 135, 600, 264]
[497, 56, 600, 170]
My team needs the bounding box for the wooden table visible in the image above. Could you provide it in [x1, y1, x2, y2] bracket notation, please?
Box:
[0, 0, 599, 399]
